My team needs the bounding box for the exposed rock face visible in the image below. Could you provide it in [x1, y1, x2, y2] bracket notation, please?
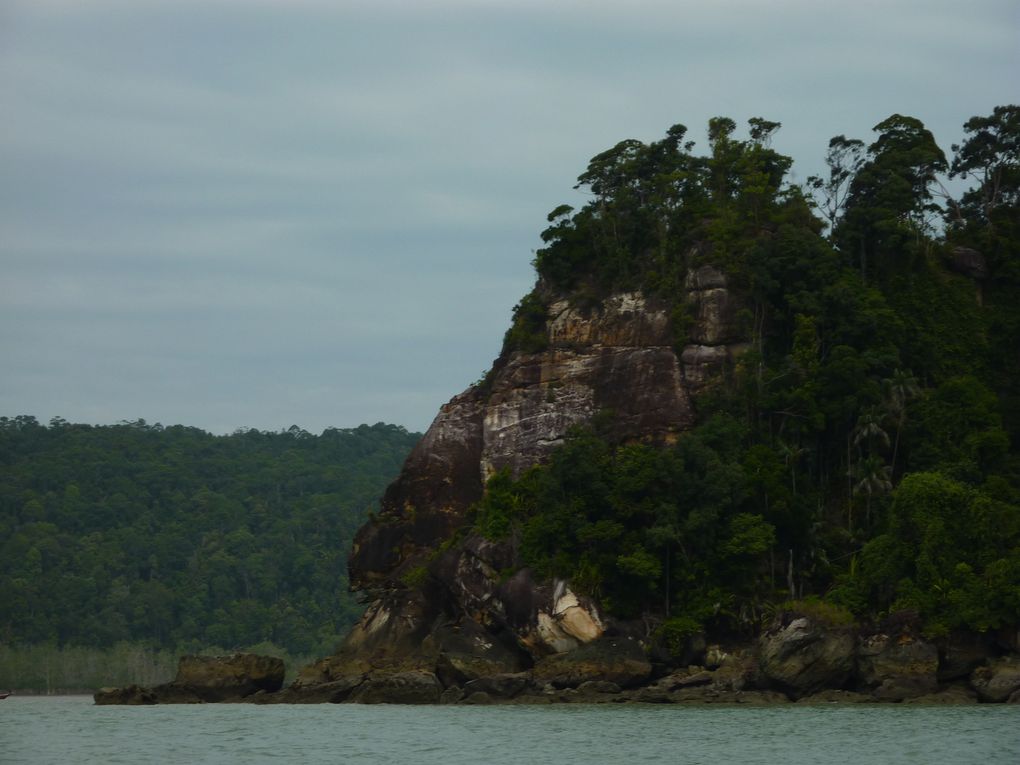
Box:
[174, 654, 285, 699]
[330, 272, 750, 701]
[531, 636, 652, 689]
[948, 246, 988, 280]
[350, 671, 443, 705]
[348, 276, 747, 593]
[970, 656, 1020, 702]
[759, 616, 855, 698]
[856, 633, 939, 701]
[94, 684, 158, 705]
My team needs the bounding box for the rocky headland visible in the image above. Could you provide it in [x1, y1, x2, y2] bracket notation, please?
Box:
[97, 266, 1020, 706]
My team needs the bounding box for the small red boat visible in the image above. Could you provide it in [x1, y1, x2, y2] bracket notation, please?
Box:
[0, 691, 10, 700]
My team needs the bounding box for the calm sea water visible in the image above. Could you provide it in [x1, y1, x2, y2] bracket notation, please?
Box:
[1, 696, 1018, 765]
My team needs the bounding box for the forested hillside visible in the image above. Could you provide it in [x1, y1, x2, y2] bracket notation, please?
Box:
[482, 106, 1020, 644]
[0, 418, 419, 667]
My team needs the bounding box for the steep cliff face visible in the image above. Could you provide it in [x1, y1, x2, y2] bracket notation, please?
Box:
[327, 267, 746, 684]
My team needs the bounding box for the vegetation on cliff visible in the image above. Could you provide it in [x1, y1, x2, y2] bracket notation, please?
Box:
[0, 417, 419, 675]
[488, 107, 1020, 643]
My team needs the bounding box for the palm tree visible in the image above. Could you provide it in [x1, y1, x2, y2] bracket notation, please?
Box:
[853, 407, 890, 451]
[852, 454, 893, 529]
[882, 369, 921, 475]
[846, 409, 891, 533]
[776, 439, 808, 495]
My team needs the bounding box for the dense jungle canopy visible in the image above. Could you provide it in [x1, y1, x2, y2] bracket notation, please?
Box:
[488, 106, 1020, 642]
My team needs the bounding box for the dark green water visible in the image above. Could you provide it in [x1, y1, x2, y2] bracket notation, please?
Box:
[2, 696, 1018, 764]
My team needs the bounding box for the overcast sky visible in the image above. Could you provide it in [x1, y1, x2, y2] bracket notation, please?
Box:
[1, 0, 1017, 435]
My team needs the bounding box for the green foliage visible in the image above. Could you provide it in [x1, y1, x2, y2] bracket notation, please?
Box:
[400, 565, 429, 589]
[0, 418, 419, 657]
[654, 615, 704, 658]
[480, 106, 1020, 640]
[502, 290, 550, 354]
[836, 115, 948, 281]
[476, 418, 777, 628]
[781, 597, 856, 627]
[535, 118, 804, 298]
[850, 472, 1020, 634]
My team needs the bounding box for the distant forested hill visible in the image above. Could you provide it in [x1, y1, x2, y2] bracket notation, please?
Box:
[0, 417, 420, 658]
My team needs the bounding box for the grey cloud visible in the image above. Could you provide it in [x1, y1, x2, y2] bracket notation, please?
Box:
[1, 0, 1016, 433]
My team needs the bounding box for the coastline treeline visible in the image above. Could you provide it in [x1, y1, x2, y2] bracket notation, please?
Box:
[0, 418, 419, 689]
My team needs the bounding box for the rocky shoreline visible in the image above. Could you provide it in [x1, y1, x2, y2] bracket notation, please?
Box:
[95, 617, 1020, 706]
[96, 270, 1020, 710]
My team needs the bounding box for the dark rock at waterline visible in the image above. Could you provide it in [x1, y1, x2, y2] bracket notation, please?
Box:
[174, 653, 285, 700]
[349, 670, 442, 704]
[259, 675, 365, 704]
[903, 685, 978, 705]
[797, 689, 871, 704]
[936, 632, 996, 682]
[856, 632, 938, 701]
[463, 672, 531, 699]
[531, 636, 652, 690]
[94, 653, 284, 705]
[759, 616, 855, 698]
[94, 684, 159, 705]
[970, 656, 1020, 703]
[431, 619, 531, 688]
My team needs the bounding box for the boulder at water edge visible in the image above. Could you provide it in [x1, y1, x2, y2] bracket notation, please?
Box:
[759, 616, 855, 698]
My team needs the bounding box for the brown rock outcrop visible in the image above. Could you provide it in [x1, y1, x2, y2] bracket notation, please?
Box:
[759, 616, 855, 698]
[970, 656, 1020, 702]
[322, 275, 749, 701]
[531, 636, 652, 689]
[856, 632, 939, 701]
[94, 653, 284, 705]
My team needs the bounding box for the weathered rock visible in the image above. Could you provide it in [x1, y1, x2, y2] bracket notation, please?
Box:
[797, 689, 871, 704]
[463, 673, 531, 699]
[576, 680, 622, 695]
[431, 618, 530, 687]
[656, 669, 715, 690]
[937, 632, 996, 681]
[970, 656, 1020, 703]
[350, 671, 442, 705]
[759, 616, 855, 698]
[684, 264, 728, 291]
[532, 636, 651, 689]
[687, 287, 742, 345]
[173, 653, 285, 701]
[948, 246, 988, 280]
[94, 653, 285, 705]
[723, 690, 791, 705]
[629, 687, 673, 703]
[528, 581, 605, 653]
[856, 633, 938, 701]
[335, 278, 749, 693]
[903, 685, 978, 705]
[704, 644, 729, 670]
[460, 691, 493, 705]
[439, 686, 464, 704]
[94, 684, 158, 705]
[266, 675, 364, 704]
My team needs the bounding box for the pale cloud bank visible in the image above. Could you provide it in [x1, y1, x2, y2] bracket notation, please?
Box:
[1, 0, 1016, 433]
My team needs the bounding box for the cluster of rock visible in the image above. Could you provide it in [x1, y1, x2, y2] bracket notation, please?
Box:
[340, 272, 749, 693]
[275, 613, 1019, 705]
[94, 653, 284, 705]
[95, 618, 1020, 705]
